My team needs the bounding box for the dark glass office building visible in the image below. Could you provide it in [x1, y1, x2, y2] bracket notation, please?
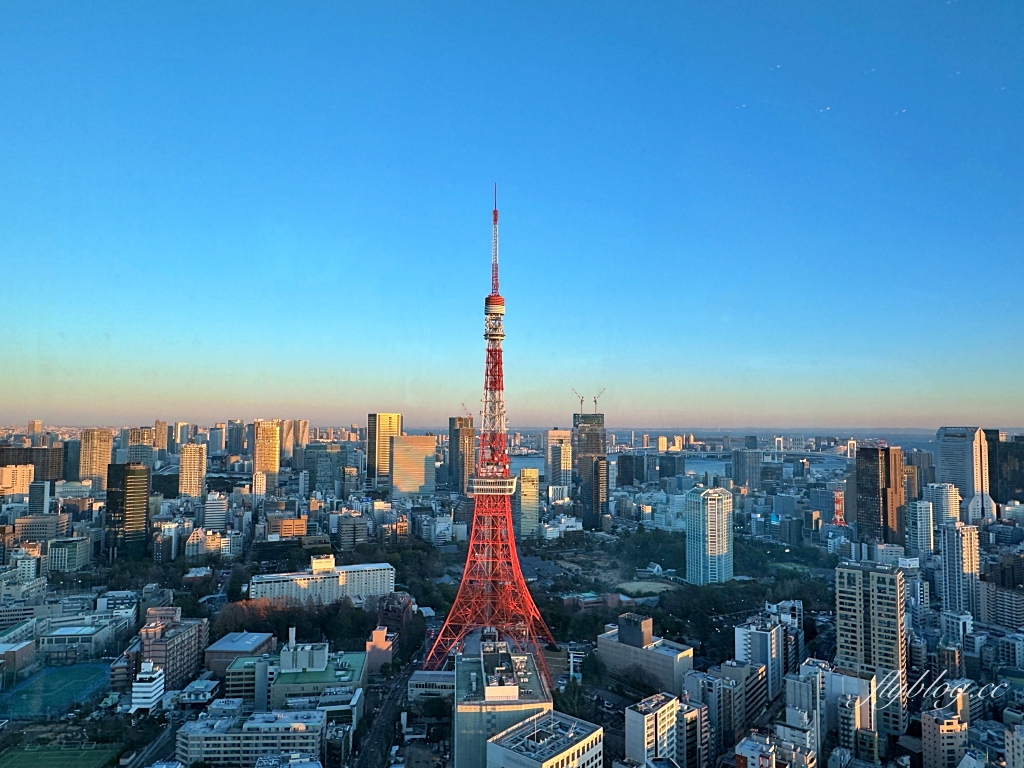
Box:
[985, 430, 1024, 504]
[856, 446, 905, 545]
[105, 462, 151, 560]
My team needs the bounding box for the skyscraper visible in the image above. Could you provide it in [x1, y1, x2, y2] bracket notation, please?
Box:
[129, 426, 155, 447]
[367, 413, 402, 489]
[544, 429, 571, 486]
[253, 419, 281, 497]
[105, 463, 151, 560]
[27, 419, 43, 436]
[448, 416, 476, 495]
[173, 422, 189, 454]
[178, 443, 208, 500]
[574, 413, 607, 528]
[226, 420, 245, 455]
[28, 480, 50, 515]
[855, 446, 905, 545]
[549, 443, 572, 488]
[985, 429, 1024, 504]
[936, 426, 995, 522]
[834, 561, 907, 738]
[731, 449, 762, 490]
[940, 522, 979, 619]
[923, 482, 960, 525]
[685, 486, 733, 585]
[279, 419, 296, 460]
[389, 435, 436, 497]
[154, 420, 168, 452]
[79, 428, 114, 491]
[513, 467, 540, 540]
[905, 500, 934, 556]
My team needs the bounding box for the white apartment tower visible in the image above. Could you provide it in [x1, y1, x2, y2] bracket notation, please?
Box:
[923, 482, 961, 526]
[178, 443, 208, 500]
[625, 693, 679, 764]
[935, 427, 995, 522]
[685, 486, 733, 585]
[906, 500, 934, 556]
[940, 522, 979, 619]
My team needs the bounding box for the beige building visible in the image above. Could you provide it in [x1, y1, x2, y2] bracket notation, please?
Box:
[835, 561, 907, 738]
[1006, 724, 1024, 768]
[545, 429, 572, 486]
[389, 435, 436, 497]
[0, 465, 34, 496]
[596, 614, 694, 697]
[922, 701, 967, 768]
[253, 420, 281, 495]
[179, 443, 208, 499]
[79, 428, 113, 491]
[247, 555, 395, 605]
[453, 642, 552, 768]
[487, 710, 602, 768]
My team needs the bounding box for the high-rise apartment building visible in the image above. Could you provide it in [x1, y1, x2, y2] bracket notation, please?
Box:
[513, 468, 540, 540]
[545, 429, 572, 485]
[172, 422, 189, 454]
[905, 500, 934, 556]
[922, 700, 967, 768]
[936, 426, 995, 522]
[586, 456, 608, 530]
[367, 413, 402, 489]
[924, 482, 960, 526]
[178, 443, 208, 500]
[389, 435, 436, 497]
[226, 420, 245, 455]
[835, 561, 907, 737]
[549, 443, 572, 488]
[79, 428, 113, 492]
[154, 420, 168, 452]
[129, 426, 155, 447]
[253, 419, 280, 497]
[448, 416, 476, 495]
[685, 486, 733, 585]
[279, 420, 296, 460]
[856, 445, 906, 545]
[731, 449, 762, 490]
[734, 619, 784, 700]
[105, 463, 151, 560]
[203, 492, 229, 532]
[940, 522, 979, 619]
[27, 420, 43, 436]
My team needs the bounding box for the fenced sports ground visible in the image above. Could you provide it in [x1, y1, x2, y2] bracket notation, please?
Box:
[0, 664, 109, 720]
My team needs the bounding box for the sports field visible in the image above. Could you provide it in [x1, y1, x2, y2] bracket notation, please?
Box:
[0, 746, 121, 768]
[0, 664, 109, 719]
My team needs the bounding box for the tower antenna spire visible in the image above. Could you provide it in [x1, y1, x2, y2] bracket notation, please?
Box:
[491, 183, 499, 296]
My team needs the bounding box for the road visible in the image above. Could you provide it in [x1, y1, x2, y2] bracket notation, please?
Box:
[355, 668, 413, 768]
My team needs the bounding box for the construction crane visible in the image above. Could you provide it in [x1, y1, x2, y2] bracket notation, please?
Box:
[571, 388, 586, 415]
[592, 388, 606, 413]
[460, 402, 474, 421]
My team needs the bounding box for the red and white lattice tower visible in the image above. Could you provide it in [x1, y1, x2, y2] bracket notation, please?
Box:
[423, 189, 556, 677]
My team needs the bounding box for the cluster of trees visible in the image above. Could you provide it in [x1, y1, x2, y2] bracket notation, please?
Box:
[611, 529, 687, 573]
[733, 538, 840, 573]
[339, 539, 462, 615]
[211, 597, 378, 650]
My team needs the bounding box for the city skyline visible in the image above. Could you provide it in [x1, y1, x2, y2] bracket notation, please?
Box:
[3, 4, 1022, 427]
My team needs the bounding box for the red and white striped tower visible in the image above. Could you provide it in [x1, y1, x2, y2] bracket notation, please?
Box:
[423, 189, 556, 677]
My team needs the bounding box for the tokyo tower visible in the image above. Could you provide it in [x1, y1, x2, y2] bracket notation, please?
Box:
[422, 189, 556, 677]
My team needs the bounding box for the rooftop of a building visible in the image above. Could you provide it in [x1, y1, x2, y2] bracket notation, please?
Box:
[206, 631, 275, 653]
[42, 625, 106, 637]
[249, 561, 394, 582]
[275, 652, 365, 685]
[628, 692, 677, 716]
[489, 710, 601, 762]
[241, 710, 326, 730]
[456, 641, 549, 705]
[227, 653, 281, 672]
[253, 755, 322, 768]
[598, 625, 693, 658]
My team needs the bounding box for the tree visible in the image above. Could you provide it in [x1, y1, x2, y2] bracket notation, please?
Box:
[581, 652, 606, 686]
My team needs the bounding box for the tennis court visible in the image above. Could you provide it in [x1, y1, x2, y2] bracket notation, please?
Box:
[0, 664, 109, 719]
[0, 745, 121, 768]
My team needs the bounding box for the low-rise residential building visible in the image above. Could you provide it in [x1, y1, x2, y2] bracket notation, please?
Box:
[247, 556, 395, 605]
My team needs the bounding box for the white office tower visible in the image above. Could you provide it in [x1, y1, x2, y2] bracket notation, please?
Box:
[486, 710, 602, 768]
[545, 429, 572, 485]
[923, 482, 960, 525]
[775, 666, 822, 760]
[131, 661, 165, 713]
[685, 486, 733, 585]
[905, 500, 935, 556]
[935, 427, 995, 523]
[798, 659, 875, 753]
[178, 443, 208, 500]
[625, 692, 679, 764]
[940, 522, 979, 618]
[204, 492, 229, 532]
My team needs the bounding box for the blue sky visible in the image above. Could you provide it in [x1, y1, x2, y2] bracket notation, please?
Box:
[1, 2, 1022, 428]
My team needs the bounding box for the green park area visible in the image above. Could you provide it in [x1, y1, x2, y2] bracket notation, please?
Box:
[0, 746, 121, 768]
